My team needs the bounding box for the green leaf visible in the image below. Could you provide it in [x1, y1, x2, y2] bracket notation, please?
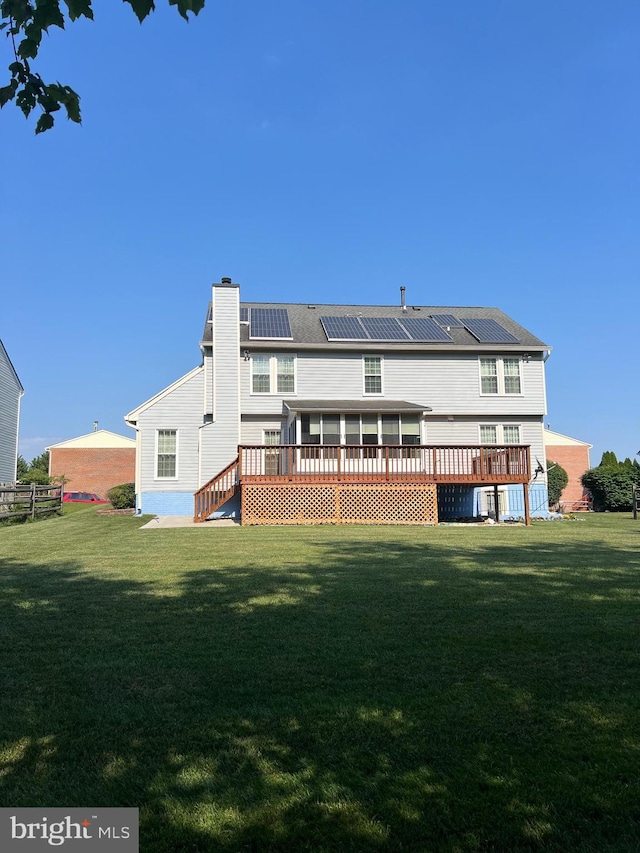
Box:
[0, 83, 17, 107]
[169, 0, 205, 20]
[18, 37, 40, 59]
[62, 0, 94, 21]
[8, 61, 24, 75]
[48, 81, 81, 122]
[125, 0, 155, 23]
[35, 111, 55, 133]
[16, 86, 37, 117]
[33, 1, 66, 30]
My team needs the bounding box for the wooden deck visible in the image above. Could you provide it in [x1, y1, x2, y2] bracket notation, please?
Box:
[194, 444, 532, 525]
[239, 444, 531, 485]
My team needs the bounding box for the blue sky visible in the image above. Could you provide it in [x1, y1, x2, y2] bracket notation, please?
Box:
[2, 0, 638, 467]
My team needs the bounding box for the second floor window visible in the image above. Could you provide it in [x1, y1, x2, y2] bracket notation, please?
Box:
[363, 356, 382, 394]
[480, 357, 522, 395]
[251, 355, 296, 394]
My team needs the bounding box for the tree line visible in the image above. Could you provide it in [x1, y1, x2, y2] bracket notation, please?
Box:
[548, 452, 639, 513]
[581, 452, 640, 512]
[17, 451, 53, 485]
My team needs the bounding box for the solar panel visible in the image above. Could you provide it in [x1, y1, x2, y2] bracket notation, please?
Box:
[460, 318, 519, 344]
[397, 317, 453, 342]
[430, 313, 463, 328]
[360, 317, 410, 340]
[239, 307, 249, 323]
[320, 316, 369, 340]
[249, 308, 292, 339]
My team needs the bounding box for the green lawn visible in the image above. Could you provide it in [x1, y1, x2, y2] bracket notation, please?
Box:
[1, 510, 639, 851]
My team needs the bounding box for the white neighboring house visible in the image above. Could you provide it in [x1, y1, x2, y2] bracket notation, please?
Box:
[0, 339, 24, 485]
[125, 278, 553, 523]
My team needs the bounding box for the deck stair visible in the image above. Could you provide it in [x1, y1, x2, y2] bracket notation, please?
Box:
[193, 457, 239, 522]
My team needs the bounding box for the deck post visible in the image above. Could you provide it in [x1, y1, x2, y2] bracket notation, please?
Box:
[523, 482, 531, 526]
[493, 484, 500, 522]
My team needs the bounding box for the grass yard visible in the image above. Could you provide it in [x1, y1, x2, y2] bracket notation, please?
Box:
[1, 510, 639, 851]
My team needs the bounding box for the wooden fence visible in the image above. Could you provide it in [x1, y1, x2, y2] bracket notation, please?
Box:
[0, 483, 63, 521]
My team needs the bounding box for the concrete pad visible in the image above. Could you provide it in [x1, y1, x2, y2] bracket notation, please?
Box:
[139, 516, 239, 530]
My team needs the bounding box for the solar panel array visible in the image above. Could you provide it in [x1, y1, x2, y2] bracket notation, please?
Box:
[397, 317, 453, 342]
[430, 313, 464, 328]
[239, 307, 249, 322]
[250, 308, 293, 339]
[321, 315, 454, 342]
[460, 318, 519, 344]
[320, 316, 369, 340]
[360, 317, 411, 340]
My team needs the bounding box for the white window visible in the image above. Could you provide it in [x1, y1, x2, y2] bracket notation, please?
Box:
[480, 425, 498, 444]
[503, 358, 522, 394]
[156, 429, 177, 478]
[251, 356, 271, 393]
[363, 356, 382, 394]
[479, 357, 522, 395]
[479, 424, 521, 444]
[251, 355, 296, 394]
[276, 356, 295, 393]
[480, 358, 499, 394]
[503, 425, 521, 444]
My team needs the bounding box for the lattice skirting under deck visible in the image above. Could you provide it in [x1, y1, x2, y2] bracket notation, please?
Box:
[241, 483, 438, 525]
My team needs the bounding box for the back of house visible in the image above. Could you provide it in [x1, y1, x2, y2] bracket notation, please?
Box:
[125, 278, 552, 524]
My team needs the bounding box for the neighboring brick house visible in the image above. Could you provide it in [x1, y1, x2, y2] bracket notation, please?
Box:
[47, 430, 135, 498]
[543, 427, 592, 510]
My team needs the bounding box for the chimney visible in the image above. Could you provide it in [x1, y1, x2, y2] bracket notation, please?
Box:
[400, 286, 406, 310]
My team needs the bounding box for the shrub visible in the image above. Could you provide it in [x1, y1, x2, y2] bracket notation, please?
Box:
[582, 466, 640, 512]
[547, 460, 568, 507]
[107, 483, 136, 510]
[17, 469, 51, 486]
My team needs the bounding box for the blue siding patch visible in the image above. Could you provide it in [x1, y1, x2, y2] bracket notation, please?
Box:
[471, 484, 551, 520]
[139, 491, 194, 516]
[505, 484, 550, 518]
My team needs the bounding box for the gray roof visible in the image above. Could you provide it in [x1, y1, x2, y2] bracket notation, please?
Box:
[202, 300, 548, 351]
[284, 400, 431, 413]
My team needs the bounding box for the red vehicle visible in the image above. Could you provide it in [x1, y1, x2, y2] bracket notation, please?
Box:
[62, 491, 108, 504]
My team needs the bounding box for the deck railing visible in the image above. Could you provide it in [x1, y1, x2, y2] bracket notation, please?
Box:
[238, 444, 530, 485]
[193, 456, 239, 522]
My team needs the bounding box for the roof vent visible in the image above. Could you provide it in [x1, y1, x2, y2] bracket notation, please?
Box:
[400, 286, 406, 310]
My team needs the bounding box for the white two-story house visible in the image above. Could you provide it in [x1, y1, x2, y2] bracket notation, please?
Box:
[0, 339, 24, 485]
[125, 278, 552, 524]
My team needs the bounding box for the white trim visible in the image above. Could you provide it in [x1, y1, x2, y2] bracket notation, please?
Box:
[154, 428, 179, 480]
[543, 428, 592, 448]
[125, 366, 203, 424]
[46, 429, 136, 450]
